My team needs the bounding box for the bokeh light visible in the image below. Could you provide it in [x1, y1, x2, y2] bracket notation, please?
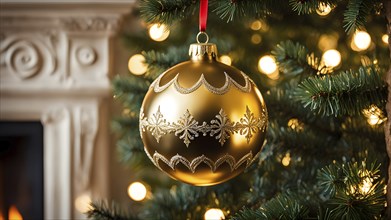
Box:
[250, 20, 262, 30]
[258, 55, 277, 74]
[251, 34, 262, 44]
[281, 153, 291, 167]
[128, 182, 147, 201]
[75, 193, 92, 213]
[148, 23, 170, 41]
[316, 3, 332, 16]
[351, 31, 371, 51]
[128, 54, 147, 75]
[322, 49, 341, 68]
[204, 208, 225, 220]
[219, 55, 232, 66]
[382, 34, 389, 44]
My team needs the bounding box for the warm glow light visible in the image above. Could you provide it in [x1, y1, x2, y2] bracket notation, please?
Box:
[363, 105, 386, 126]
[8, 206, 23, 220]
[128, 54, 147, 75]
[360, 178, 373, 194]
[250, 20, 262, 30]
[367, 114, 380, 125]
[128, 182, 147, 201]
[75, 193, 92, 214]
[219, 55, 232, 66]
[352, 31, 371, 51]
[148, 24, 170, 41]
[316, 3, 332, 16]
[382, 34, 389, 44]
[251, 34, 262, 44]
[204, 208, 225, 220]
[258, 55, 277, 74]
[287, 118, 303, 131]
[281, 153, 291, 167]
[322, 49, 341, 68]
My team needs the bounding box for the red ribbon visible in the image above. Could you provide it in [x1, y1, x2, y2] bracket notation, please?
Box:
[199, 0, 208, 32]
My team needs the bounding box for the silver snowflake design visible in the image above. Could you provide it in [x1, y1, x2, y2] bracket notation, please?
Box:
[210, 109, 236, 146]
[237, 106, 259, 143]
[172, 110, 207, 147]
[145, 106, 170, 143]
[140, 105, 266, 147]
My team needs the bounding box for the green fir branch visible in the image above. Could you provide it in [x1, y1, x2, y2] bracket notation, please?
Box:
[317, 161, 386, 219]
[142, 47, 188, 79]
[294, 66, 387, 117]
[232, 192, 309, 220]
[139, 0, 197, 26]
[272, 40, 320, 77]
[289, 0, 339, 15]
[343, 0, 374, 34]
[211, 0, 280, 22]
[87, 201, 136, 220]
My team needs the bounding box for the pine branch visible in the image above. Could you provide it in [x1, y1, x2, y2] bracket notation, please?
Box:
[317, 161, 386, 219]
[294, 66, 387, 117]
[142, 47, 188, 79]
[343, 0, 374, 34]
[211, 0, 281, 22]
[289, 0, 339, 15]
[272, 40, 321, 77]
[232, 192, 309, 220]
[87, 201, 136, 220]
[139, 0, 197, 26]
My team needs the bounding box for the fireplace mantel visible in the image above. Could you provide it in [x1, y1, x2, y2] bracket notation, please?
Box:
[0, 0, 134, 219]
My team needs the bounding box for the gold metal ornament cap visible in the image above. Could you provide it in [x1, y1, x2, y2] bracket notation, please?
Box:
[189, 31, 218, 60]
[189, 43, 218, 60]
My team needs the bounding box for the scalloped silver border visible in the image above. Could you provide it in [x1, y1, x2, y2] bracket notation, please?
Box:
[150, 71, 252, 94]
[144, 148, 263, 173]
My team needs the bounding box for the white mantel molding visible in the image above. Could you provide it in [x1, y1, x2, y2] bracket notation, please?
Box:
[0, 1, 135, 219]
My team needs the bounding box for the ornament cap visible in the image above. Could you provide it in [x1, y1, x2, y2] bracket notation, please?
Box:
[189, 43, 218, 61]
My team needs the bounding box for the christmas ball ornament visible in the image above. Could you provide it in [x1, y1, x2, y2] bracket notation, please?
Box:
[139, 35, 268, 186]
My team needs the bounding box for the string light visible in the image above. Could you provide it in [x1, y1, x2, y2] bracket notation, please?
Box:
[322, 49, 341, 68]
[362, 105, 386, 126]
[128, 54, 147, 75]
[316, 3, 332, 16]
[258, 55, 277, 75]
[219, 55, 232, 66]
[148, 24, 170, 41]
[351, 31, 371, 51]
[287, 118, 303, 131]
[382, 34, 389, 44]
[128, 182, 147, 201]
[75, 193, 92, 213]
[204, 208, 225, 220]
[360, 177, 373, 194]
[281, 152, 291, 167]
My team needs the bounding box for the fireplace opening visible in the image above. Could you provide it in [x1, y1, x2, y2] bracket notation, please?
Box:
[0, 121, 44, 219]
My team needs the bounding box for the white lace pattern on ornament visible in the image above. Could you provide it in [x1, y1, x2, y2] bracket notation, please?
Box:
[144, 148, 262, 173]
[151, 71, 252, 94]
[140, 105, 268, 147]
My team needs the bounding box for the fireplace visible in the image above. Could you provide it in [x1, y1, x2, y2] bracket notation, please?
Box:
[0, 121, 44, 219]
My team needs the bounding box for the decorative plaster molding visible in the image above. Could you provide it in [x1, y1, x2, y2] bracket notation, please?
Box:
[60, 17, 120, 32]
[76, 46, 97, 66]
[0, 33, 57, 80]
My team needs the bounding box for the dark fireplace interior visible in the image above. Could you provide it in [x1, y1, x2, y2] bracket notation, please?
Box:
[0, 121, 44, 219]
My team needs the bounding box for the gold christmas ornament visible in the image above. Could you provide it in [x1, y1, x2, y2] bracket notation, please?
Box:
[140, 34, 268, 186]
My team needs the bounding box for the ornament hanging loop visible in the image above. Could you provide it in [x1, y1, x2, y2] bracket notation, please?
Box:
[196, 31, 209, 43]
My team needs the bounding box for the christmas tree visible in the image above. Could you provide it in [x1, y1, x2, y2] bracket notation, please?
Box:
[88, 0, 391, 219]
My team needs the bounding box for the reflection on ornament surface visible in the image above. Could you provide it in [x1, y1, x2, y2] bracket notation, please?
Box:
[140, 42, 268, 186]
